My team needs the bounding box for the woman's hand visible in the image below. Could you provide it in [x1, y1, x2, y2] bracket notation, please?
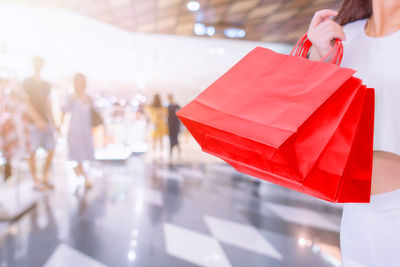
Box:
[26, 101, 47, 131]
[307, 9, 346, 59]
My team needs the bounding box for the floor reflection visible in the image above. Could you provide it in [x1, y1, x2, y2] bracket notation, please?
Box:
[0, 155, 343, 267]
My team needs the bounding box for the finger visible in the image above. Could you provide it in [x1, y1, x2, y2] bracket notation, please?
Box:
[332, 22, 346, 40]
[320, 28, 346, 42]
[335, 28, 346, 41]
[309, 9, 338, 29]
[321, 21, 346, 40]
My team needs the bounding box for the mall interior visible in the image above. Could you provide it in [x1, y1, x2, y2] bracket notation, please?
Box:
[0, 0, 343, 266]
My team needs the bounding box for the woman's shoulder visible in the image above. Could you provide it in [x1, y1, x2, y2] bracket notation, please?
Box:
[342, 19, 367, 45]
[342, 19, 367, 35]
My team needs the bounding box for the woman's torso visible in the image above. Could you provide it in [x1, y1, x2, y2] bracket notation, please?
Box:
[341, 19, 400, 194]
[150, 106, 167, 124]
[67, 95, 92, 136]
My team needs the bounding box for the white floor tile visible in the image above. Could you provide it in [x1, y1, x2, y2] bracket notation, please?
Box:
[204, 216, 283, 260]
[129, 187, 163, 206]
[0, 180, 42, 220]
[265, 202, 340, 232]
[163, 223, 231, 267]
[258, 184, 344, 210]
[156, 169, 184, 181]
[44, 244, 107, 267]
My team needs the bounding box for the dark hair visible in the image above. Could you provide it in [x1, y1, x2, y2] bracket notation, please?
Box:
[336, 0, 372, 25]
[152, 94, 162, 108]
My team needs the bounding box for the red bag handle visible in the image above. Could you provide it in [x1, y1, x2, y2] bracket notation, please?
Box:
[290, 33, 343, 65]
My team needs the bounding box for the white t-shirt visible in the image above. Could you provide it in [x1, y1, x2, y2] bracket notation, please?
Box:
[341, 19, 400, 156]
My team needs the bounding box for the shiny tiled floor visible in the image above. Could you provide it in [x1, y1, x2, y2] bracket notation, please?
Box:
[0, 153, 343, 267]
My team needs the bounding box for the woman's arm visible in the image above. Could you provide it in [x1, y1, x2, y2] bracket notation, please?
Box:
[60, 111, 66, 125]
[309, 48, 321, 61]
[26, 101, 47, 130]
[46, 98, 56, 126]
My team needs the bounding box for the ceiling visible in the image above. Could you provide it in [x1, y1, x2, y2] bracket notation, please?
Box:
[4, 0, 341, 43]
[0, 5, 292, 102]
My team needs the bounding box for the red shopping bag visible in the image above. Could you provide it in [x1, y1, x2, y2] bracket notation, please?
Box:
[177, 34, 374, 203]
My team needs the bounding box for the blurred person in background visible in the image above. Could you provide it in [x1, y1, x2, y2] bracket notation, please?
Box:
[0, 80, 27, 180]
[22, 56, 56, 191]
[0, 78, 50, 181]
[167, 94, 181, 158]
[146, 94, 168, 160]
[61, 73, 94, 188]
[308, 0, 400, 265]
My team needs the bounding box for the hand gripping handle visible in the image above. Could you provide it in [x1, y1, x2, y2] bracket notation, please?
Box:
[290, 33, 343, 65]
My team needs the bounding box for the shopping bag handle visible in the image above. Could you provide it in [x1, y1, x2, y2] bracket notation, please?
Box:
[290, 33, 343, 65]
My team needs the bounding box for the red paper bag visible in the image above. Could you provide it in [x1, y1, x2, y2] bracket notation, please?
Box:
[177, 35, 374, 203]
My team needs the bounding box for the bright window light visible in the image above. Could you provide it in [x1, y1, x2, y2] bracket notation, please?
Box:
[224, 27, 246, 39]
[194, 23, 206, 35]
[128, 251, 136, 261]
[206, 26, 215, 36]
[187, 1, 200, 12]
[195, 24, 216, 37]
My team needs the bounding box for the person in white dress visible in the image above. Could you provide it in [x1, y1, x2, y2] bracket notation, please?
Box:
[61, 73, 94, 188]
